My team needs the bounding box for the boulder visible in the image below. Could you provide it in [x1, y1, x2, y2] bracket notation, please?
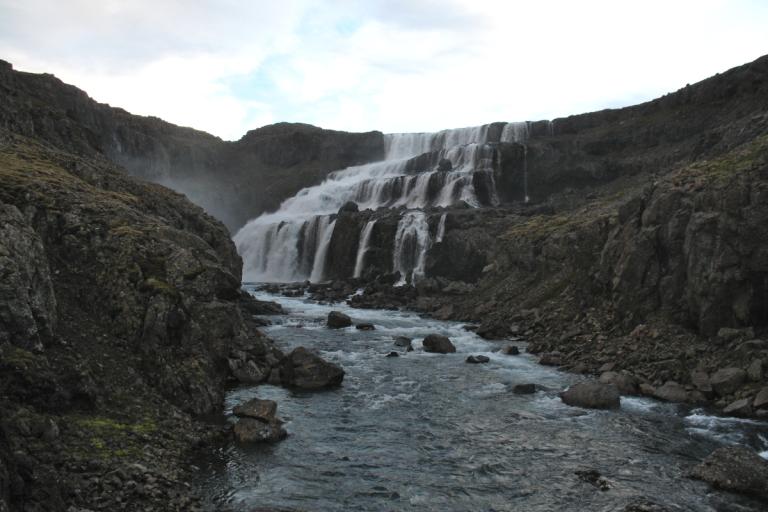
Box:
[560, 382, 621, 409]
[394, 336, 413, 351]
[690, 446, 768, 500]
[228, 358, 269, 384]
[690, 370, 713, 395]
[356, 323, 375, 331]
[466, 355, 490, 364]
[233, 398, 277, 422]
[278, 347, 345, 389]
[327, 311, 352, 329]
[747, 359, 763, 382]
[234, 418, 287, 444]
[386, 352, 399, 358]
[710, 367, 747, 397]
[723, 398, 752, 416]
[622, 500, 672, 512]
[513, 384, 537, 394]
[502, 345, 520, 355]
[539, 352, 562, 366]
[653, 381, 688, 403]
[422, 334, 456, 354]
[599, 371, 639, 395]
[753, 387, 768, 410]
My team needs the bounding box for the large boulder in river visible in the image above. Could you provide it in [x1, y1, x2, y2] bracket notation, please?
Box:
[234, 418, 287, 444]
[327, 311, 352, 329]
[690, 446, 768, 500]
[422, 334, 456, 354]
[278, 347, 344, 389]
[599, 371, 639, 395]
[233, 398, 278, 422]
[560, 382, 621, 409]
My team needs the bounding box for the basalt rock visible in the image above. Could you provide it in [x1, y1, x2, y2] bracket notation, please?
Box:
[327, 311, 352, 329]
[466, 355, 490, 364]
[690, 446, 768, 500]
[561, 382, 621, 409]
[277, 347, 345, 389]
[422, 334, 456, 354]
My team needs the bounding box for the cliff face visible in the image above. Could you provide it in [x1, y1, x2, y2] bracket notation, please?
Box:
[0, 130, 278, 511]
[0, 60, 385, 231]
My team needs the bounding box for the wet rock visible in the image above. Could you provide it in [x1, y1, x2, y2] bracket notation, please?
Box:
[599, 371, 639, 395]
[513, 384, 537, 394]
[355, 323, 375, 331]
[690, 446, 768, 500]
[539, 352, 562, 366]
[476, 322, 508, 340]
[653, 381, 688, 403]
[466, 355, 490, 364]
[239, 296, 284, 316]
[561, 382, 621, 409]
[393, 336, 413, 351]
[386, 352, 399, 358]
[690, 370, 713, 395]
[623, 499, 672, 512]
[228, 358, 269, 384]
[233, 399, 277, 422]
[437, 158, 452, 171]
[267, 369, 282, 386]
[338, 201, 359, 213]
[422, 334, 456, 354]
[502, 345, 520, 355]
[710, 367, 747, 397]
[327, 311, 352, 329]
[723, 398, 752, 416]
[753, 387, 768, 409]
[639, 383, 656, 396]
[575, 468, 610, 491]
[278, 347, 345, 389]
[233, 418, 286, 444]
[717, 327, 755, 342]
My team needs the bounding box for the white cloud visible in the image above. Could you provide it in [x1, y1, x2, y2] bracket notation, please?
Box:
[1, 0, 767, 139]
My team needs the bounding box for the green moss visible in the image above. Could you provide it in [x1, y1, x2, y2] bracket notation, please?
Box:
[0, 345, 45, 371]
[676, 134, 768, 183]
[109, 225, 145, 237]
[141, 277, 179, 297]
[67, 415, 159, 461]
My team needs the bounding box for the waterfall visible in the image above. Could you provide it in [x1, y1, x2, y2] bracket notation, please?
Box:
[235, 121, 535, 282]
[353, 220, 377, 278]
[392, 211, 431, 285]
[500, 121, 531, 203]
[435, 213, 447, 243]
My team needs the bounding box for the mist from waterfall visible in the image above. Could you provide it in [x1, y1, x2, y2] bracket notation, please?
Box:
[234, 122, 535, 283]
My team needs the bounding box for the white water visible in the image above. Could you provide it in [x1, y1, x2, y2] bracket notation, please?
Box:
[235, 122, 534, 283]
[435, 213, 447, 243]
[392, 211, 431, 285]
[353, 220, 377, 278]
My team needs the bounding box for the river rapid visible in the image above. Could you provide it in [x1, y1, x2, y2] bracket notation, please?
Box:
[197, 287, 768, 511]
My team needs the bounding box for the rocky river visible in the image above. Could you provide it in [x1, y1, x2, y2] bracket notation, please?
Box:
[197, 287, 768, 511]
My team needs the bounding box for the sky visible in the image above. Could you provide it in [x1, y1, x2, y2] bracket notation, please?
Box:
[1, 0, 767, 141]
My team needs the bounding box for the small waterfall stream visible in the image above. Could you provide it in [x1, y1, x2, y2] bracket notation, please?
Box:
[234, 122, 535, 283]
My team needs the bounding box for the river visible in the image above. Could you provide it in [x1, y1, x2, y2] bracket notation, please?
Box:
[197, 286, 768, 511]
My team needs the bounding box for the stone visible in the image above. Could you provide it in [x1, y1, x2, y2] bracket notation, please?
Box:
[560, 382, 621, 409]
[639, 383, 656, 396]
[599, 371, 639, 395]
[466, 355, 490, 364]
[355, 323, 375, 331]
[513, 384, 537, 394]
[338, 201, 359, 213]
[653, 381, 688, 403]
[386, 352, 399, 358]
[502, 345, 520, 355]
[622, 500, 672, 512]
[723, 398, 752, 416]
[233, 399, 277, 422]
[327, 311, 352, 329]
[422, 334, 456, 354]
[753, 387, 768, 409]
[747, 359, 763, 382]
[278, 347, 345, 389]
[228, 358, 269, 384]
[717, 327, 754, 342]
[690, 446, 768, 500]
[233, 418, 286, 444]
[437, 158, 452, 171]
[539, 352, 562, 366]
[710, 367, 747, 397]
[690, 370, 713, 394]
[393, 336, 413, 350]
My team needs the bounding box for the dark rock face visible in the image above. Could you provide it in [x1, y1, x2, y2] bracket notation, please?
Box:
[0, 130, 277, 510]
[327, 311, 352, 329]
[466, 355, 490, 364]
[561, 382, 621, 409]
[277, 347, 344, 389]
[690, 446, 768, 500]
[513, 384, 537, 394]
[422, 334, 456, 354]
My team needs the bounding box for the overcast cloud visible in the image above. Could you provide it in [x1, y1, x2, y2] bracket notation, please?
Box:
[1, 0, 767, 140]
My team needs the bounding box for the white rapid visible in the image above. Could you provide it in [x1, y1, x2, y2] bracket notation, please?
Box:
[235, 122, 532, 283]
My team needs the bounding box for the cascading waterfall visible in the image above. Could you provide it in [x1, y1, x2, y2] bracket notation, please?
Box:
[353, 220, 377, 278]
[501, 121, 531, 202]
[435, 213, 447, 243]
[235, 121, 537, 283]
[392, 211, 431, 285]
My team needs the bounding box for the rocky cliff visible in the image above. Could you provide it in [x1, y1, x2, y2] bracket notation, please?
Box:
[0, 130, 285, 511]
[0, 60, 384, 231]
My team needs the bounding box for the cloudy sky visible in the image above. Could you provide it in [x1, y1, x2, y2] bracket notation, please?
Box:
[1, 0, 767, 140]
